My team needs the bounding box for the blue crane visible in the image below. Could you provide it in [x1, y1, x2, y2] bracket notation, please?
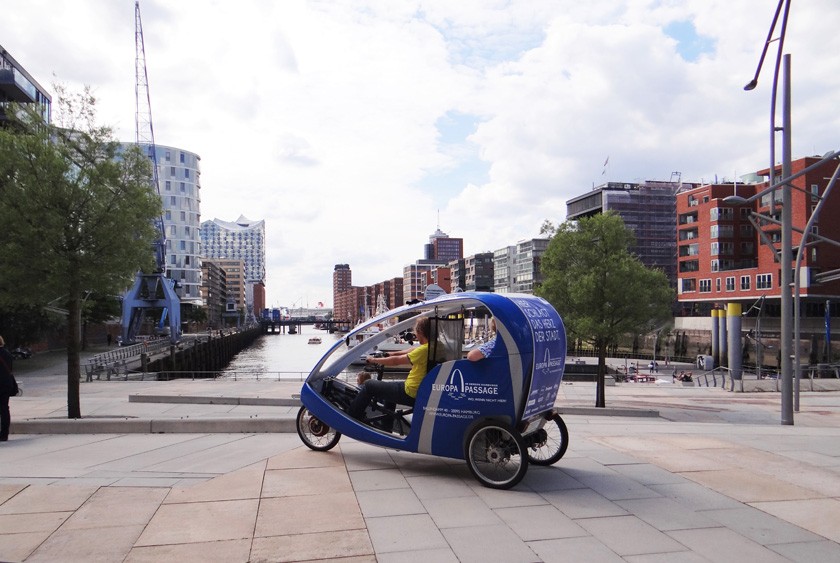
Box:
[119, 0, 181, 345]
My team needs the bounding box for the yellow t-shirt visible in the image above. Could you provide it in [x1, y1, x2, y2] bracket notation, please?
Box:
[404, 343, 429, 398]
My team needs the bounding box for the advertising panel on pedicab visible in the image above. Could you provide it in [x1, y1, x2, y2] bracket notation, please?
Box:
[511, 296, 566, 419]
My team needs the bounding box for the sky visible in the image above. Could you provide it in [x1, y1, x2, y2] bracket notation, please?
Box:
[3, 0, 840, 308]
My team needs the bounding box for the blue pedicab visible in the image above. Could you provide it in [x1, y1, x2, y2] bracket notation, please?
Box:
[296, 292, 569, 489]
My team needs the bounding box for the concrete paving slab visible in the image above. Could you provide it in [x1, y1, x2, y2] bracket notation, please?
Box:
[0, 530, 54, 563]
[61, 486, 168, 530]
[164, 460, 266, 504]
[365, 513, 449, 554]
[750, 498, 840, 543]
[704, 506, 824, 546]
[266, 444, 345, 469]
[26, 523, 146, 563]
[768, 539, 840, 562]
[521, 465, 588, 492]
[125, 538, 252, 563]
[528, 536, 624, 563]
[135, 498, 259, 546]
[0, 511, 71, 534]
[542, 487, 628, 519]
[254, 492, 365, 537]
[667, 527, 791, 563]
[683, 468, 823, 503]
[0, 485, 97, 514]
[250, 529, 374, 563]
[405, 473, 475, 501]
[262, 465, 353, 498]
[615, 497, 720, 532]
[348, 467, 410, 492]
[577, 515, 687, 556]
[356, 487, 426, 518]
[376, 547, 459, 562]
[495, 504, 588, 541]
[649, 482, 745, 511]
[423, 495, 502, 528]
[442, 523, 542, 563]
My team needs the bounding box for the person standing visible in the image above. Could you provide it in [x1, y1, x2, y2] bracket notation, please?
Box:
[0, 336, 17, 442]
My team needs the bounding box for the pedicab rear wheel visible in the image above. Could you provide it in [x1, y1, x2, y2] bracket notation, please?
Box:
[296, 406, 341, 451]
[465, 420, 528, 489]
[526, 414, 569, 466]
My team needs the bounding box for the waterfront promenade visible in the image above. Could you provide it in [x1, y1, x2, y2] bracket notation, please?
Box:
[1, 350, 839, 561]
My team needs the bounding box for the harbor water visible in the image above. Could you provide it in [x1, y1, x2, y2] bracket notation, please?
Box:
[220, 326, 347, 381]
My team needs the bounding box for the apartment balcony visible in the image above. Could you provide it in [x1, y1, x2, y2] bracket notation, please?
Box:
[0, 67, 37, 102]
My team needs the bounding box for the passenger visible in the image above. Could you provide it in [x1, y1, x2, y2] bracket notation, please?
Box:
[467, 318, 496, 361]
[349, 317, 431, 427]
[0, 336, 17, 442]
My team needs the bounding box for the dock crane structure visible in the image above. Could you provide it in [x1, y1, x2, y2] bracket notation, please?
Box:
[119, 0, 181, 344]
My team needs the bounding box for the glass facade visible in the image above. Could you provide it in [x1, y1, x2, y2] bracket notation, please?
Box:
[200, 216, 266, 311]
[125, 143, 203, 305]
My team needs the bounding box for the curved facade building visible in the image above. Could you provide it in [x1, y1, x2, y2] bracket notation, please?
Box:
[200, 216, 266, 314]
[126, 143, 203, 305]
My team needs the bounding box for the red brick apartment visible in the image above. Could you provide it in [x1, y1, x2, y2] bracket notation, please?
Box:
[676, 155, 840, 320]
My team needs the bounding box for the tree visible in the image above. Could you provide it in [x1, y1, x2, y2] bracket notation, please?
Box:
[537, 213, 673, 407]
[0, 87, 161, 418]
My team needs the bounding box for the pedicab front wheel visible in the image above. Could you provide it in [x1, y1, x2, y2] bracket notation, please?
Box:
[296, 406, 341, 451]
[526, 414, 569, 466]
[465, 420, 528, 489]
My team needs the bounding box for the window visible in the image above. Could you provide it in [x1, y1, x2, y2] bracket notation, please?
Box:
[180, 240, 186, 250]
[165, 210, 171, 220]
[170, 166, 175, 176]
[741, 275, 751, 290]
[740, 224, 753, 237]
[740, 242, 754, 254]
[165, 180, 171, 191]
[740, 208, 751, 219]
[170, 196, 176, 205]
[170, 225, 177, 236]
[811, 247, 818, 262]
[711, 259, 719, 272]
[682, 278, 696, 292]
[811, 184, 820, 202]
[757, 273, 772, 290]
[180, 152, 185, 163]
[165, 151, 171, 162]
[699, 279, 712, 293]
[180, 182, 185, 192]
[711, 242, 719, 256]
[180, 211, 186, 221]
[185, 169, 190, 179]
[716, 278, 721, 292]
[710, 207, 734, 221]
[726, 277, 735, 291]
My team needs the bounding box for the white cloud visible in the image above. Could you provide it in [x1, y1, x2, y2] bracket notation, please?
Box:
[3, 0, 839, 306]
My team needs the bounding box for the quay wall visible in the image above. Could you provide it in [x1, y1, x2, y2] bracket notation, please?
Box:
[146, 328, 262, 379]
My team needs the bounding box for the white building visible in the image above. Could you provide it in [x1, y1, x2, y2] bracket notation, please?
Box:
[127, 143, 203, 305]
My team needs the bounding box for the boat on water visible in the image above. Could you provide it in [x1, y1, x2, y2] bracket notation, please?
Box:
[308, 337, 322, 345]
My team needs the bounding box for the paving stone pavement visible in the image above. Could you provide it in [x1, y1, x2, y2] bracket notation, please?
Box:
[0, 351, 838, 561]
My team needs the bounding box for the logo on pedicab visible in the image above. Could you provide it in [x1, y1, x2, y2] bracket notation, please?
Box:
[432, 368, 499, 401]
[534, 349, 563, 375]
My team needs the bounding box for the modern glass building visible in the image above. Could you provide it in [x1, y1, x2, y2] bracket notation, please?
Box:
[200, 216, 266, 314]
[0, 44, 51, 124]
[124, 143, 203, 305]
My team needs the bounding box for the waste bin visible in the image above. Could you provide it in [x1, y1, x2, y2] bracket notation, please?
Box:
[697, 354, 714, 371]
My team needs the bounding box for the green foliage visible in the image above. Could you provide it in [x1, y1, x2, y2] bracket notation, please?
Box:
[0, 305, 63, 346]
[0, 86, 162, 417]
[0, 87, 160, 309]
[538, 213, 673, 346]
